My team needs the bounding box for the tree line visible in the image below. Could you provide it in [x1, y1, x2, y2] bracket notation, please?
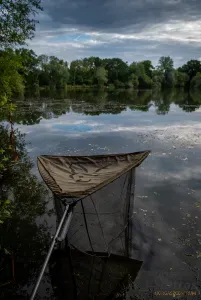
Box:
[2, 48, 201, 99]
[1, 0, 201, 107]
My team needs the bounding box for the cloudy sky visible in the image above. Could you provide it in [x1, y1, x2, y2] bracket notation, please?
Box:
[28, 0, 201, 67]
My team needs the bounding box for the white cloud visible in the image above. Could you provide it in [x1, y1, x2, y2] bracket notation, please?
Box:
[27, 19, 201, 65]
[87, 122, 201, 146]
[83, 20, 201, 45]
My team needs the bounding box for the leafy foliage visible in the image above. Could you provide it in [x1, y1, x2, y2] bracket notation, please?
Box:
[190, 72, 201, 90]
[15, 48, 40, 90]
[179, 60, 201, 81]
[175, 71, 189, 88]
[1, 47, 201, 103]
[103, 58, 129, 84]
[0, 0, 42, 47]
[39, 56, 69, 89]
[163, 70, 175, 88]
[152, 69, 164, 90]
[0, 0, 43, 236]
[141, 60, 154, 78]
[0, 48, 24, 106]
[95, 67, 108, 87]
[0, 200, 12, 224]
[0, 125, 52, 298]
[129, 74, 139, 88]
[158, 56, 174, 72]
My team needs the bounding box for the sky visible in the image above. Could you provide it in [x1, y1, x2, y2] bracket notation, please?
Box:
[28, 0, 201, 67]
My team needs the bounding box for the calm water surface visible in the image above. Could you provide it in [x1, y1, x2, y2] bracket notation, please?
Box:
[1, 89, 201, 299]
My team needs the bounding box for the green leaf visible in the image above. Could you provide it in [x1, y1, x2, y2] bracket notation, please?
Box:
[4, 200, 11, 205]
[4, 248, 10, 255]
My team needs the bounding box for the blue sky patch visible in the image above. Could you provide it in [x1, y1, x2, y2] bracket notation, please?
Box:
[49, 34, 91, 43]
[53, 124, 94, 132]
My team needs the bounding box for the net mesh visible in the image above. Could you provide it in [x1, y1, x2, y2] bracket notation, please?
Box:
[68, 170, 134, 256]
[39, 151, 150, 299]
[51, 169, 142, 299]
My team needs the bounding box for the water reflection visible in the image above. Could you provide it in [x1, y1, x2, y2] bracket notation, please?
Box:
[0, 125, 54, 299]
[0, 89, 201, 126]
[1, 87, 201, 299]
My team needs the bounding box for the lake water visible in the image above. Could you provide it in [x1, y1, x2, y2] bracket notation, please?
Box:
[1, 89, 201, 299]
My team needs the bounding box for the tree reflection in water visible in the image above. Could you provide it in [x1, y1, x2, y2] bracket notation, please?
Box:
[0, 124, 54, 299]
[0, 89, 200, 126]
[0, 89, 201, 125]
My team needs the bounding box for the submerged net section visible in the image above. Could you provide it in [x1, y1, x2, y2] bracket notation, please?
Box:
[59, 169, 141, 299]
[49, 247, 142, 300]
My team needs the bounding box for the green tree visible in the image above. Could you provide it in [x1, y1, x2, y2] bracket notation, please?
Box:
[129, 62, 153, 89]
[141, 60, 154, 78]
[163, 70, 175, 88]
[38, 55, 50, 86]
[0, 0, 42, 47]
[39, 56, 69, 89]
[0, 49, 24, 105]
[190, 72, 201, 90]
[15, 48, 40, 93]
[0, 0, 43, 244]
[38, 54, 49, 68]
[114, 80, 125, 88]
[69, 59, 84, 85]
[95, 67, 108, 87]
[69, 57, 101, 86]
[152, 69, 164, 90]
[158, 56, 174, 72]
[103, 58, 129, 83]
[129, 73, 139, 89]
[135, 62, 153, 89]
[94, 57, 102, 68]
[174, 71, 189, 88]
[0, 125, 53, 298]
[129, 62, 137, 74]
[15, 48, 39, 72]
[179, 60, 201, 81]
[81, 57, 95, 85]
[157, 57, 175, 88]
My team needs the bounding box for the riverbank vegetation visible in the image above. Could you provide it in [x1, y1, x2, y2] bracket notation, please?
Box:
[0, 0, 44, 263]
[0, 3, 54, 297]
[2, 47, 201, 99]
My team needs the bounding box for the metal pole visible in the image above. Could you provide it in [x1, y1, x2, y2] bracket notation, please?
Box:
[57, 209, 73, 242]
[30, 204, 70, 300]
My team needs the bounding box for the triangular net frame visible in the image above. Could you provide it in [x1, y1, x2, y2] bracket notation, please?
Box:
[38, 151, 150, 299]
